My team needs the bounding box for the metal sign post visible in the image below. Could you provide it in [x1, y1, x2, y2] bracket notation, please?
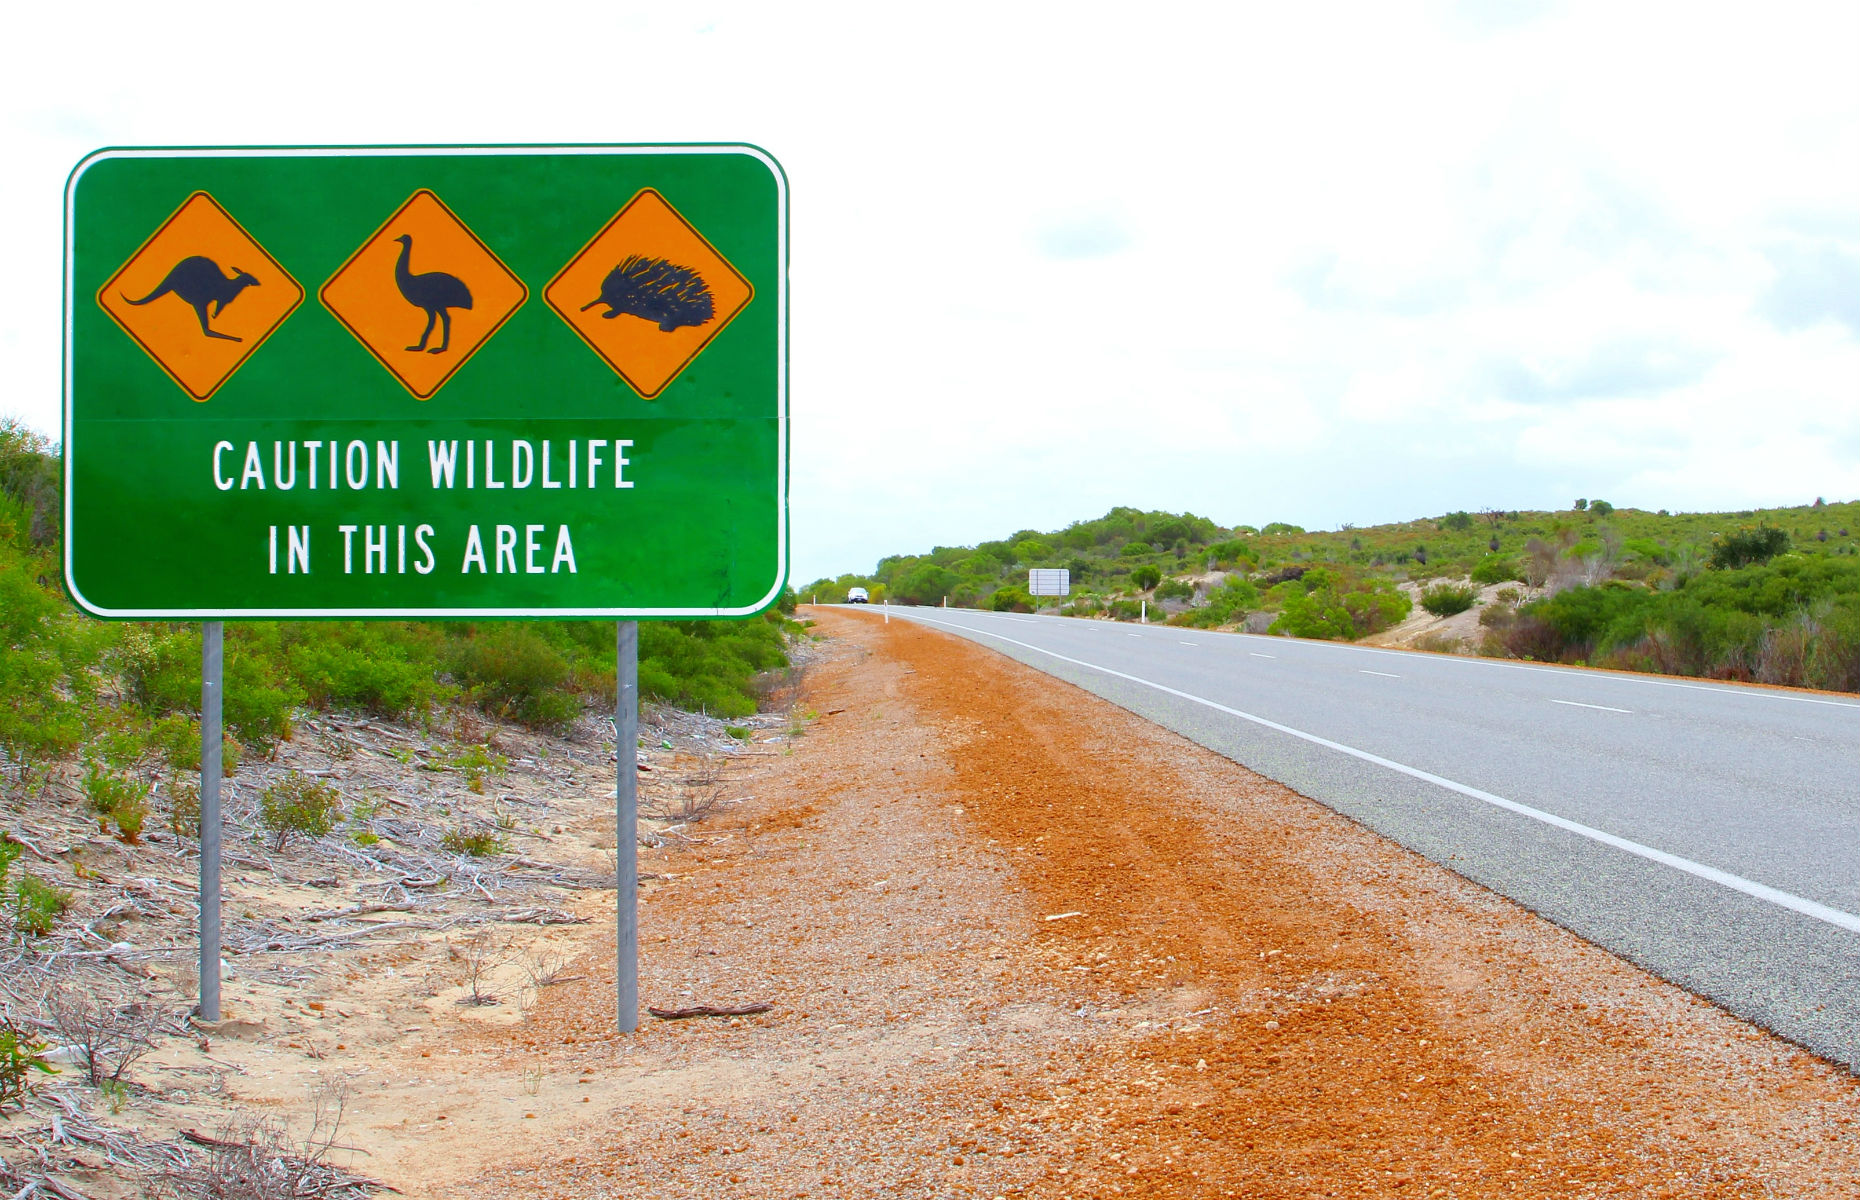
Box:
[615, 621, 640, 1032]
[198, 622, 223, 1022]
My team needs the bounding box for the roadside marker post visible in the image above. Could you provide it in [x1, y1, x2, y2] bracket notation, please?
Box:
[65, 145, 788, 1034]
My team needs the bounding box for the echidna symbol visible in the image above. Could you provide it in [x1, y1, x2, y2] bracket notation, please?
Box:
[581, 255, 715, 332]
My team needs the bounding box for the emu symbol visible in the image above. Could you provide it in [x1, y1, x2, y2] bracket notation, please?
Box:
[122, 256, 260, 341]
[392, 234, 473, 354]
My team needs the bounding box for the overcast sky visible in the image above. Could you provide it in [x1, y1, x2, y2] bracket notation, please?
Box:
[6, 1, 1856, 584]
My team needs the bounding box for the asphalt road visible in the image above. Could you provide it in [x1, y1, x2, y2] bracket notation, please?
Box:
[842, 604, 1860, 1070]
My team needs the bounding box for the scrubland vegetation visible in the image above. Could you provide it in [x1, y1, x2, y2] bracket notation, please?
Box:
[804, 497, 1860, 694]
[0, 416, 799, 815]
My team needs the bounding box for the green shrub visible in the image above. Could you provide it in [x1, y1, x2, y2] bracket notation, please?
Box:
[1153, 577, 1194, 601]
[442, 744, 508, 793]
[1420, 583, 1479, 617]
[1470, 554, 1520, 585]
[1621, 538, 1671, 566]
[449, 625, 575, 730]
[110, 796, 147, 843]
[222, 626, 302, 747]
[13, 874, 71, 937]
[148, 714, 198, 771]
[0, 1023, 56, 1110]
[635, 619, 788, 719]
[257, 772, 343, 852]
[113, 625, 300, 748]
[1268, 568, 1411, 641]
[1168, 575, 1260, 629]
[285, 622, 449, 717]
[87, 722, 149, 770]
[441, 827, 505, 857]
[989, 587, 1035, 613]
[1711, 525, 1790, 570]
[82, 763, 149, 820]
[0, 550, 88, 768]
[1129, 565, 1162, 590]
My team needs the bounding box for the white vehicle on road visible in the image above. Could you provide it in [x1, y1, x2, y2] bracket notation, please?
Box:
[847, 587, 869, 604]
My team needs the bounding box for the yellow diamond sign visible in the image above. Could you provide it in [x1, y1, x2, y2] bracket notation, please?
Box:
[545, 188, 753, 399]
[319, 189, 528, 400]
[96, 192, 303, 401]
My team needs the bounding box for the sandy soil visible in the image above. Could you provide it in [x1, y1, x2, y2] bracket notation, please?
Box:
[39, 609, 1860, 1197]
[1357, 579, 1528, 652]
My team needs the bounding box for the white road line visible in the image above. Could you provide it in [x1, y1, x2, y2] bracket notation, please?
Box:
[1179, 641, 1198, 646]
[1210, 628, 1860, 710]
[1127, 633, 1142, 638]
[1360, 670, 1401, 678]
[897, 611, 1860, 938]
[1250, 653, 1276, 659]
[1551, 699, 1632, 714]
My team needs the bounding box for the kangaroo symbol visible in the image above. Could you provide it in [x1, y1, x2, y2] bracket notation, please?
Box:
[392, 234, 472, 354]
[122, 256, 260, 341]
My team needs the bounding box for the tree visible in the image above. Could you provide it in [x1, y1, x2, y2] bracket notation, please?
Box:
[1130, 565, 1162, 590]
[893, 564, 958, 605]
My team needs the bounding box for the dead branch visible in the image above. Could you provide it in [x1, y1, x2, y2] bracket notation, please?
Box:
[647, 1002, 773, 1020]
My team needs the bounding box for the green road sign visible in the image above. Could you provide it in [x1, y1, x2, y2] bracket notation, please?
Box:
[63, 145, 787, 618]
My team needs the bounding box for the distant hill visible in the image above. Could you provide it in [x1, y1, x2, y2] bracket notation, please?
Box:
[802, 499, 1860, 693]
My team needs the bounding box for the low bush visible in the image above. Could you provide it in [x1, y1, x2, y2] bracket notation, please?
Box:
[113, 625, 300, 748]
[1470, 554, 1520, 585]
[1268, 568, 1411, 641]
[1168, 575, 1261, 629]
[0, 1023, 56, 1110]
[442, 744, 508, 794]
[636, 619, 789, 719]
[82, 763, 150, 840]
[257, 772, 343, 852]
[13, 873, 71, 937]
[1420, 583, 1479, 617]
[441, 827, 505, 857]
[989, 586, 1035, 613]
[1711, 524, 1790, 570]
[285, 622, 450, 718]
[448, 625, 571, 729]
